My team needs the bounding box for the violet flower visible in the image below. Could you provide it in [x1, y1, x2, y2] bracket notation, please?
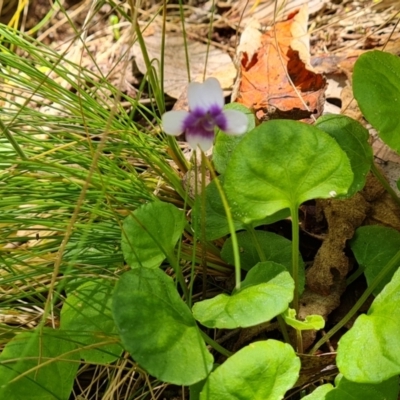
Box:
[161, 78, 248, 151]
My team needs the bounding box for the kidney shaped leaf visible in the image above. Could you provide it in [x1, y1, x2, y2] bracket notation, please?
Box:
[224, 120, 353, 224]
[200, 340, 300, 400]
[353, 50, 400, 153]
[112, 268, 213, 385]
[192, 262, 294, 329]
[303, 376, 398, 400]
[121, 201, 185, 269]
[326, 375, 399, 400]
[315, 114, 373, 196]
[0, 328, 79, 400]
[60, 280, 122, 364]
[350, 225, 400, 296]
[337, 267, 400, 383]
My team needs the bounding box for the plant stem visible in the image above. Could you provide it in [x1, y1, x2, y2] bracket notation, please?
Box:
[296, 330, 303, 354]
[202, 156, 242, 290]
[200, 152, 208, 299]
[290, 205, 302, 352]
[277, 315, 292, 345]
[200, 330, 233, 357]
[309, 247, 400, 354]
[371, 162, 400, 208]
[346, 267, 364, 286]
[167, 252, 190, 301]
[290, 205, 300, 313]
[247, 227, 266, 261]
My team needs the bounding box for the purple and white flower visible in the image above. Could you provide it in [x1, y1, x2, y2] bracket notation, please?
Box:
[161, 77, 248, 151]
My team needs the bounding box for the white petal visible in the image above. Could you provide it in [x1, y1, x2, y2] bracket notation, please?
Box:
[187, 136, 214, 151]
[162, 110, 189, 136]
[221, 109, 249, 135]
[186, 131, 214, 151]
[188, 77, 224, 111]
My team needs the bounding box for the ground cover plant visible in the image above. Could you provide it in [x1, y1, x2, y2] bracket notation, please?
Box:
[1, 0, 400, 399]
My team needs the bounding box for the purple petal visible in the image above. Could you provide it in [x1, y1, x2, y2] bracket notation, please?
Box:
[220, 109, 248, 135]
[188, 77, 224, 112]
[182, 108, 207, 131]
[162, 110, 189, 136]
[185, 126, 215, 151]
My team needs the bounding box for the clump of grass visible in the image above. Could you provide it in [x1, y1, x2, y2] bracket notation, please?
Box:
[0, 2, 187, 393]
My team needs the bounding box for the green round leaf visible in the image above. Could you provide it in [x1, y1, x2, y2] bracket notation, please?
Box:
[315, 114, 373, 196]
[60, 280, 122, 364]
[224, 120, 353, 224]
[326, 376, 399, 400]
[213, 103, 255, 174]
[192, 262, 294, 329]
[0, 329, 79, 400]
[337, 267, 400, 383]
[350, 225, 400, 296]
[353, 50, 400, 153]
[303, 376, 399, 400]
[121, 201, 185, 269]
[221, 230, 305, 291]
[112, 268, 213, 385]
[200, 340, 300, 400]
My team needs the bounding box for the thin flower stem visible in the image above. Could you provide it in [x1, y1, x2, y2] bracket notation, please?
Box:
[200, 330, 233, 357]
[202, 155, 242, 290]
[200, 152, 208, 299]
[178, 177, 194, 308]
[309, 247, 400, 354]
[371, 162, 400, 208]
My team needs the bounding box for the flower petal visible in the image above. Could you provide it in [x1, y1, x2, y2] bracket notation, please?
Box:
[186, 127, 215, 151]
[220, 109, 248, 135]
[162, 110, 189, 136]
[188, 77, 224, 112]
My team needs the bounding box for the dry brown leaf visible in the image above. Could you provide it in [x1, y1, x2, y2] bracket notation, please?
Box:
[289, 4, 312, 69]
[234, 6, 326, 123]
[230, 0, 327, 27]
[297, 280, 346, 350]
[306, 194, 369, 295]
[366, 192, 400, 230]
[133, 24, 236, 98]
